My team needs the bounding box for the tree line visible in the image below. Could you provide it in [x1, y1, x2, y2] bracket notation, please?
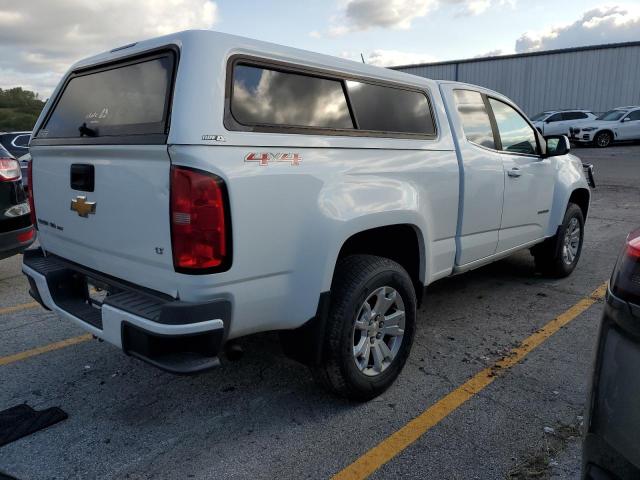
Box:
[0, 87, 46, 131]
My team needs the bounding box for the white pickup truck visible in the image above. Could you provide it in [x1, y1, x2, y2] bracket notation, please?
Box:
[23, 31, 591, 400]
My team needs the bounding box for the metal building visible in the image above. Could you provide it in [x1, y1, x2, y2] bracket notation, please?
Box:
[393, 41, 640, 116]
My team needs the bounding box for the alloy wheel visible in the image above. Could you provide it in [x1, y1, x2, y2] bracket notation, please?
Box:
[596, 133, 610, 147]
[562, 217, 581, 265]
[352, 286, 405, 376]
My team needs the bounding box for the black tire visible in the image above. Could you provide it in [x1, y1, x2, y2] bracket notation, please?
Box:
[532, 203, 584, 278]
[594, 131, 612, 148]
[311, 255, 416, 401]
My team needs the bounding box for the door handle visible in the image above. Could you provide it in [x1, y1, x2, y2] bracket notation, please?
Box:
[507, 168, 522, 178]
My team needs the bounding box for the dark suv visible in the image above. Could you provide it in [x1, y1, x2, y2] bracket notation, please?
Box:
[0, 143, 34, 259]
[584, 229, 640, 479]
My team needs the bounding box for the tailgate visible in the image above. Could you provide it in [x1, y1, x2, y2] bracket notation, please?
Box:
[30, 145, 175, 295]
[29, 50, 178, 296]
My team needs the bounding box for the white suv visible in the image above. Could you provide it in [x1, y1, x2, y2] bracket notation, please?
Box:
[570, 106, 640, 147]
[22, 31, 591, 400]
[530, 110, 596, 136]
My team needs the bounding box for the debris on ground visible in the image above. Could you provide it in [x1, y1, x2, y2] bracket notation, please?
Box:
[507, 419, 582, 479]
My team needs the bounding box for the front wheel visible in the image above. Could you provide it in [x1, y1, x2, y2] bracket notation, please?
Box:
[594, 131, 612, 148]
[532, 203, 584, 278]
[312, 255, 416, 401]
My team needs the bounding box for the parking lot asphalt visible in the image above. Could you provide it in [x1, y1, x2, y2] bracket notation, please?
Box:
[0, 145, 638, 480]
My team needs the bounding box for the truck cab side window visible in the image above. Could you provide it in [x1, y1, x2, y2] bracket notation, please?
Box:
[488, 98, 539, 155]
[453, 89, 496, 149]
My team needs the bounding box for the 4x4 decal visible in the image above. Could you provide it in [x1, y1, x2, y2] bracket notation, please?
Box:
[245, 152, 301, 166]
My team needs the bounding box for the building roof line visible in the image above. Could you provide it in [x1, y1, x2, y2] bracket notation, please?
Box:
[390, 40, 640, 70]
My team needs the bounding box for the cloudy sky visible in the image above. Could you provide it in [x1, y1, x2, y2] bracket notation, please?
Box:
[1, 0, 639, 97]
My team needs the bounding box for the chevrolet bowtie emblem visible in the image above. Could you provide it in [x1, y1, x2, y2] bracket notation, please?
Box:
[70, 196, 96, 218]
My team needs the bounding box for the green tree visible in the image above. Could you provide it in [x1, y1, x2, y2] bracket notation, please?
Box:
[0, 88, 46, 131]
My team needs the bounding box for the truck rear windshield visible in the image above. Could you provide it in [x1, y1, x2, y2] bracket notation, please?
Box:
[38, 52, 175, 142]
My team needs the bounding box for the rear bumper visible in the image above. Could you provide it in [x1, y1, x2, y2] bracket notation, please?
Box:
[0, 224, 35, 260]
[22, 248, 230, 374]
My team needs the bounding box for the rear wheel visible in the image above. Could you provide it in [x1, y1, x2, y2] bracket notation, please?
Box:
[532, 203, 584, 278]
[312, 255, 416, 401]
[594, 131, 612, 148]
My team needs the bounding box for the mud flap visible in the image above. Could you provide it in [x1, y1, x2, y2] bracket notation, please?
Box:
[0, 404, 67, 447]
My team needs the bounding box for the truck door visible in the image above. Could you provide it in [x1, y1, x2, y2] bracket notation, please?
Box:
[486, 97, 555, 252]
[441, 85, 504, 265]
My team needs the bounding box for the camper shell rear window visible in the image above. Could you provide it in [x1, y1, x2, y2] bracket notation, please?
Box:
[34, 49, 177, 145]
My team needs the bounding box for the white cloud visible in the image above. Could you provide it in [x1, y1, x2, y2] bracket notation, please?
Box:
[332, 0, 436, 34]
[367, 49, 437, 66]
[328, 0, 514, 35]
[474, 48, 514, 58]
[448, 0, 515, 16]
[465, 0, 492, 15]
[0, 0, 218, 97]
[516, 4, 640, 53]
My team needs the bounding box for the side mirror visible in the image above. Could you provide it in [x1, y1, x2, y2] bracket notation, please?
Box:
[622, 117, 631, 122]
[544, 135, 570, 157]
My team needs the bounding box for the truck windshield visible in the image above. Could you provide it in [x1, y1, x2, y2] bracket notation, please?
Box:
[38, 53, 174, 140]
[597, 110, 626, 121]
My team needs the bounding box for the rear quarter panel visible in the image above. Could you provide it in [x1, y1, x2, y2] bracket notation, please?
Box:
[169, 142, 459, 338]
[167, 39, 460, 337]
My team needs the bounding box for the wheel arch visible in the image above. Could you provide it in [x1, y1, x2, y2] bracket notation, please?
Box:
[336, 224, 426, 304]
[280, 223, 427, 367]
[569, 188, 590, 220]
[595, 129, 615, 143]
[545, 157, 591, 238]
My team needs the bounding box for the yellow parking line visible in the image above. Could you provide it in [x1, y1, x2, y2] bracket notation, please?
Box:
[0, 334, 93, 367]
[333, 282, 608, 480]
[0, 301, 40, 315]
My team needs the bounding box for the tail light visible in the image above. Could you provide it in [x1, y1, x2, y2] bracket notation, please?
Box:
[17, 228, 35, 243]
[626, 232, 640, 259]
[0, 158, 21, 181]
[170, 166, 230, 272]
[27, 160, 37, 228]
[611, 229, 640, 305]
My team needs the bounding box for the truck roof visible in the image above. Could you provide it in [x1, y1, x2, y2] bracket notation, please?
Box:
[69, 30, 438, 91]
[36, 30, 454, 150]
